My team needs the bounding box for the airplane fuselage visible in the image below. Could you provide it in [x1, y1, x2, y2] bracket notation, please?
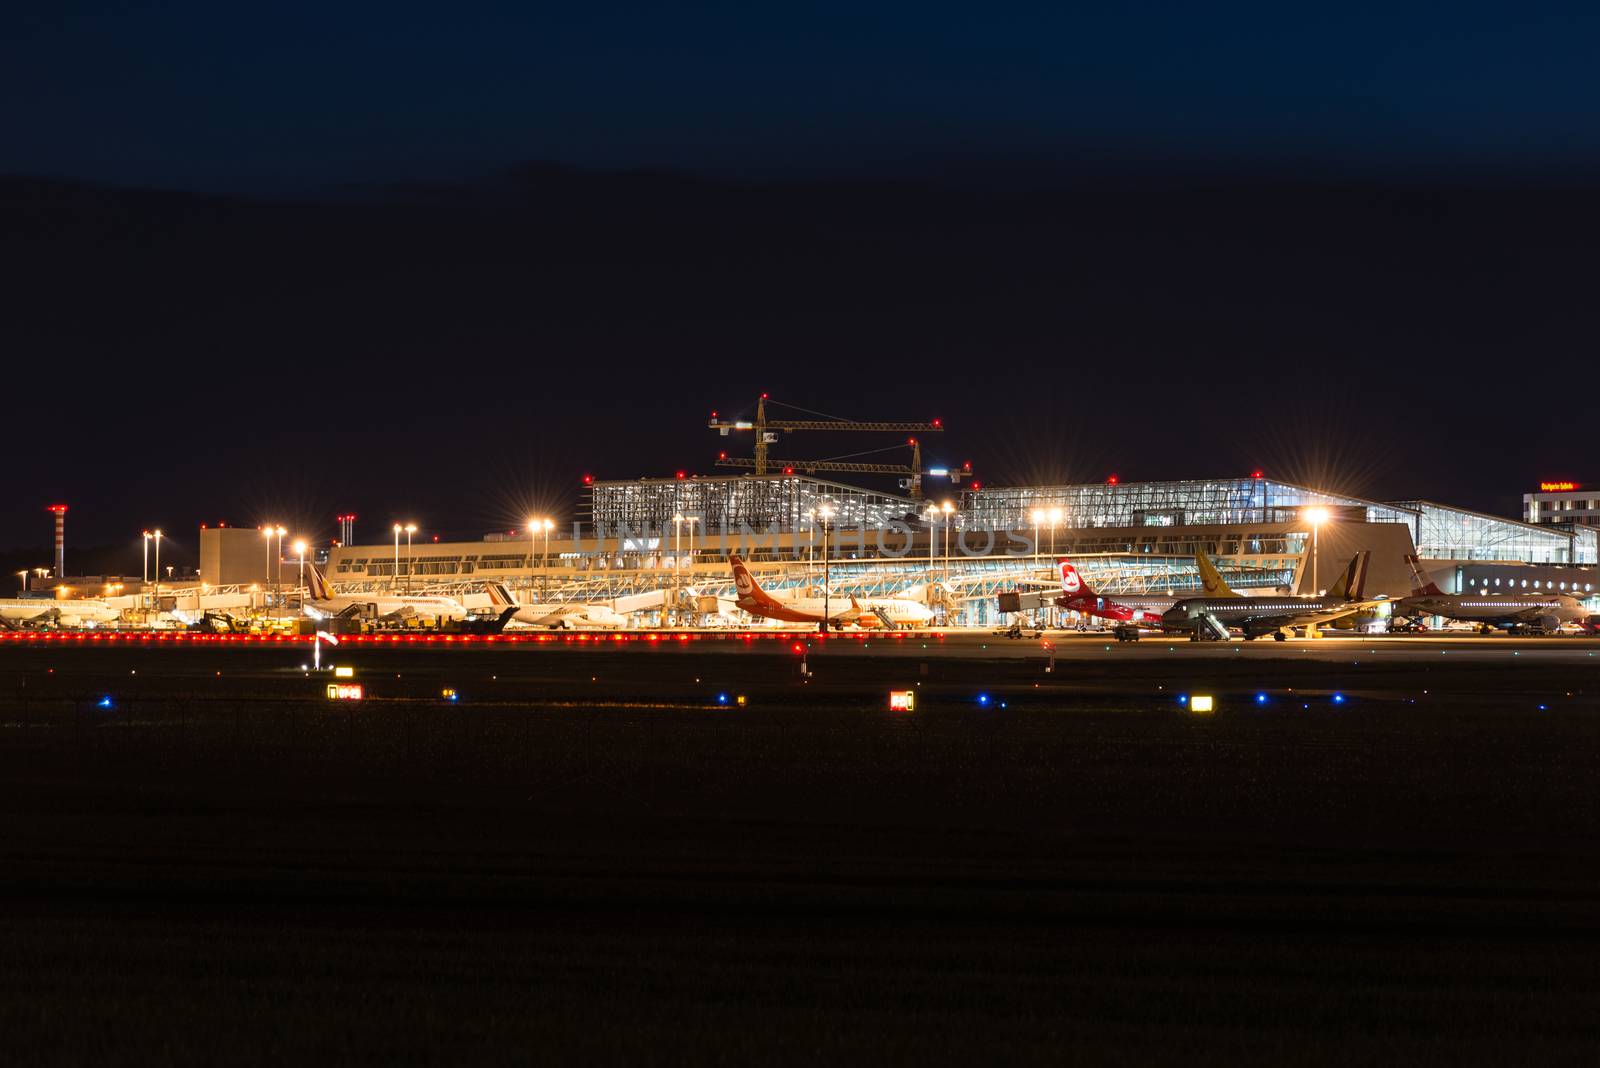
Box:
[1056, 593, 1172, 626]
[1398, 593, 1583, 631]
[1162, 595, 1367, 637]
[0, 598, 121, 626]
[306, 594, 468, 621]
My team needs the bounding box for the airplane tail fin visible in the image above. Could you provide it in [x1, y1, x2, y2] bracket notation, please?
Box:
[1196, 552, 1238, 597]
[1325, 552, 1371, 600]
[486, 582, 519, 608]
[729, 555, 777, 608]
[305, 563, 333, 602]
[1059, 559, 1094, 597]
[1404, 554, 1443, 596]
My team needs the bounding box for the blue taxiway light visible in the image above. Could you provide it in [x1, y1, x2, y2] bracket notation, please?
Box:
[1255, 692, 1268, 705]
[97, 696, 113, 708]
[976, 693, 991, 706]
[1177, 694, 1189, 705]
[1332, 693, 1346, 704]
[716, 693, 729, 705]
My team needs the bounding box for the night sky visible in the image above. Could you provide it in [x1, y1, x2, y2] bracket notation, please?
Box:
[4, 2, 1597, 561]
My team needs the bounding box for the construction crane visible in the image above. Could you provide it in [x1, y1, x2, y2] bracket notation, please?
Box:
[709, 395, 948, 497]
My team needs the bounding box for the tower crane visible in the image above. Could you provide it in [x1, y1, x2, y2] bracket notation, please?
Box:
[709, 395, 951, 498]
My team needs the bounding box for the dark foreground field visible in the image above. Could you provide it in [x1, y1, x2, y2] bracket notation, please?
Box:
[1, 643, 1598, 1063]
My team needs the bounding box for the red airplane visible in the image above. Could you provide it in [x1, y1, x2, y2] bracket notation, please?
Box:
[1053, 560, 1174, 627]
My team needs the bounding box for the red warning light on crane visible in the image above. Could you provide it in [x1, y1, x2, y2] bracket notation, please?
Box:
[1107, 474, 1119, 486]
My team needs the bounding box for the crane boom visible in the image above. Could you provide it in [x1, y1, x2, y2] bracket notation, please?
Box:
[709, 396, 944, 488]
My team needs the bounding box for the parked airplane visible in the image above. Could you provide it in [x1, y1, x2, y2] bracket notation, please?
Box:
[304, 564, 469, 621]
[1053, 560, 1174, 627]
[1395, 555, 1585, 634]
[728, 556, 934, 629]
[0, 597, 122, 628]
[1161, 551, 1379, 640]
[485, 583, 666, 629]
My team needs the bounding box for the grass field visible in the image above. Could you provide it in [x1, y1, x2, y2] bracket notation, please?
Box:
[1, 644, 1597, 1063]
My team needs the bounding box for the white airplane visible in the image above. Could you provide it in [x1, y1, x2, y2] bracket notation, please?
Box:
[729, 556, 934, 629]
[485, 583, 666, 629]
[0, 597, 122, 628]
[1396, 555, 1586, 634]
[304, 564, 468, 621]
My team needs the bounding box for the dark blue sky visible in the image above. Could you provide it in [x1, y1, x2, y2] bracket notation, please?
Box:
[7, 1, 1599, 189]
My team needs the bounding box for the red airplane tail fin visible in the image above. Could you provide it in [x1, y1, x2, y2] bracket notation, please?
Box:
[729, 555, 780, 609]
[1059, 559, 1094, 597]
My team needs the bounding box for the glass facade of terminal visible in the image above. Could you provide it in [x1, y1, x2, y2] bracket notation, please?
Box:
[1390, 501, 1595, 564]
[959, 477, 1417, 530]
[579, 475, 1595, 566]
[587, 475, 920, 532]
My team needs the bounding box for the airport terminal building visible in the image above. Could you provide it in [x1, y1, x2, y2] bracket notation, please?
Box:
[309, 473, 1598, 624]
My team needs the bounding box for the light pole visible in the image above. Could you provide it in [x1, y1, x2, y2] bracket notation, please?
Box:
[392, 524, 402, 591]
[1048, 507, 1062, 559]
[924, 504, 939, 580]
[818, 502, 836, 635]
[805, 509, 816, 572]
[274, 525, 287, 600]
[672, 513, 684, 627]
[542, 518, 553, 600]
[940, 501, 954, 581]
[16, 570, 26, 594]
[142, 530, 152, 585]
[262, 527, 275, 612]
[404, 524, 417, 594]
[293, 539, 308, 598]
[152, 529, 163, 618]
[1303, 506, 1330, 595]
[534, 518, 547, 604]
[1030, 508, 1044, 564]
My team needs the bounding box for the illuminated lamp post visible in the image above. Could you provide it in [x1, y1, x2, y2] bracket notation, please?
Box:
[818, 503, 836, 635]
[152, 529, 163, 619]
[923, 504, 939, 580]
[142, 530, 152, 585]
[262, 527, 276, 611]
[293, 539, 308, 597]
[541, 518, 554, 601]
[1048, 507, 1063, 559]
[672, 513, 685, 627]
[392, 524, 402, 591]
[1303, 506, 1331, 595]
[940, 501, 955, 581]
[16, 570, 26, 594]
[274, 526, 287, 598]
[534, 518, 547, 604]
[404, 524, 417, 594]
[805, 509, 816, 571]
[1030, 508, 1044, 564]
